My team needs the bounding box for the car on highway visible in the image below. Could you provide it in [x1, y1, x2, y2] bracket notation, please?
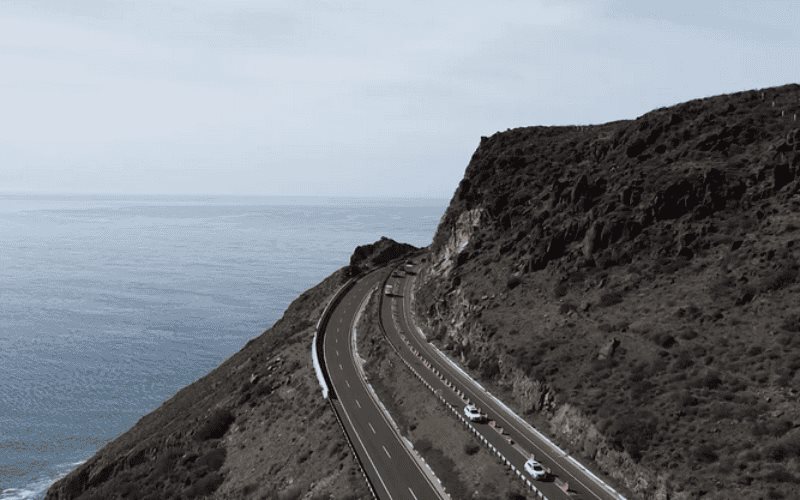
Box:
[524, 458, 548, 481]
[463, 404, 486, 422]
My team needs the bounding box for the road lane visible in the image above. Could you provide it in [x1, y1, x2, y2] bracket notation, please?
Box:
[322, 270, 443, 500]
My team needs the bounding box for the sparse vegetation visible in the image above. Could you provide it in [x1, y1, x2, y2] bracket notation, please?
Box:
[598, 291, 623, 307]
[195, 408, 234, 441]
[417, 84, 800, 499]
[463, 442, 480, 455]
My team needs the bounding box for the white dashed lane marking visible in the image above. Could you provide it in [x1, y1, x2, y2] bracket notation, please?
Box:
[355, 399, 361, 408]
[382, 445, 391, 459]
[368, 422, 376, 434]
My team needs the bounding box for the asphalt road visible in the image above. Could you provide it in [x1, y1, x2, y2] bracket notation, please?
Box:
[322, 270, 444, 500]
[382, 262, 628, 500]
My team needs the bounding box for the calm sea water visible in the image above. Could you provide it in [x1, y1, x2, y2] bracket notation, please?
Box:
[0, 194, 445, 499]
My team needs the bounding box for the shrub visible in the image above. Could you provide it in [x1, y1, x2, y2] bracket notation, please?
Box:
[764, 442, 789, 461]
[196, 408, 235, 441]
[599, 291, 623, 307]
[760, 263, 798, 292]
[598, 322, 614, 333]
[185, 472, 224, 499]
[691, 370, 722, 390]
[766, 488, 785, 499]
[277, 484, 304, 500]
[671, 390, 698, 410]
[709, 275, 735, 300]
[768, 431, 800, 459]
[780, 313, 800, 332]
[763, 467, 799, 484]
[506, 275, 522, 289]
[680, 329, 699, 340]
[752, 419, 793, 438]
[196, 447, 226, 471]
[672, 351, 694, 370]
[415, 438, 433, 453]
[464, 442, 480, 455]
[604, 411, 657, 461]
[558, 302, 577, 314]
[654, 333, 676, 348]
[692, 443, 719, 463]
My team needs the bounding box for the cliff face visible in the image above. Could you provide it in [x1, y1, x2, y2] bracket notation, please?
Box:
[47, 269, 368, 500]
[415, 84, 800, 499]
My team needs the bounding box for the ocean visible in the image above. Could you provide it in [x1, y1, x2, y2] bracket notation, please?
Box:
[0, 194, 446, 499]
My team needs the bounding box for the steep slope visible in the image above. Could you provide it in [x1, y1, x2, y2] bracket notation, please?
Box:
[46, 268, 368, 500]
[414, 84, 800, 499]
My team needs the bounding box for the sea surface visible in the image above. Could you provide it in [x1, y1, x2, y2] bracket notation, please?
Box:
[0, 194, 446, 499]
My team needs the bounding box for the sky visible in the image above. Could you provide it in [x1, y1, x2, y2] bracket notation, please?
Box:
[1, 1, 799, 198]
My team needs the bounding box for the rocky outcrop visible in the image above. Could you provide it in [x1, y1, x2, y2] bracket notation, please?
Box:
[348, 236, 417, 275]
[416, 84, 800, 499]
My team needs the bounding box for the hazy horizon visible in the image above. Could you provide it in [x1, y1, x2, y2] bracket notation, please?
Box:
[0, 190, 450, 201]
[2, 1, 799, 197]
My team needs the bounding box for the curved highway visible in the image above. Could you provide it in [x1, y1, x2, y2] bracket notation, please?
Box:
[321, 262, 627, 500]
[321, 270, 444, 500]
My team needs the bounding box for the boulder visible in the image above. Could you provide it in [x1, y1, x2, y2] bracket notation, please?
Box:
[597, 337, 620, 360]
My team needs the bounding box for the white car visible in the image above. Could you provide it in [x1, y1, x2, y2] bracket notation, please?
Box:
[463, 404, 486, 422]
[524, 458, 548, 481]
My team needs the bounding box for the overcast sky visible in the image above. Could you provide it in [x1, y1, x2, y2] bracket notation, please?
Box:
[1, 1, 798, 197]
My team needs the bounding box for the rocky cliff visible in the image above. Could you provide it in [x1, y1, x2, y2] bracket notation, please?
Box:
[414, 84, 800, 499]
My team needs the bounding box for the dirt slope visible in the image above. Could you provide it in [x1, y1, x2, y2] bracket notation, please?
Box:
[414, 84, 800, 499]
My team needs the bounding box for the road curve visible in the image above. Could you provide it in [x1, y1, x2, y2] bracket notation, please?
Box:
[322, 270, 444, 500]
[381, 261, 628, 500]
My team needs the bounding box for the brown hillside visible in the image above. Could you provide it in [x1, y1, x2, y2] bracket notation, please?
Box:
[415, 84, 800, 499]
